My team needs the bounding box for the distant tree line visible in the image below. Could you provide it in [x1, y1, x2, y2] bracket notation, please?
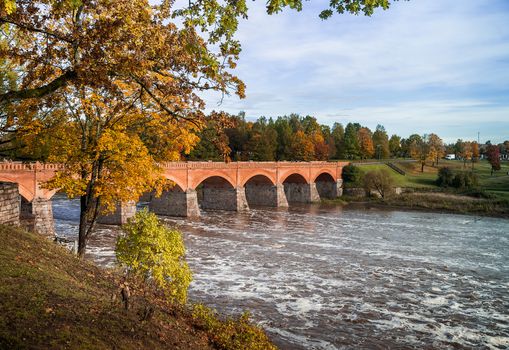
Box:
[185, 112, 509, 167]
[4, 112, 508, 171]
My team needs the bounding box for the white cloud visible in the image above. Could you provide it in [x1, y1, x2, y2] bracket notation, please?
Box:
[202, 0, 509, 143]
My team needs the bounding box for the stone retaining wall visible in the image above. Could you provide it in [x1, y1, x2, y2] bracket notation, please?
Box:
[0, 182, 20, 226]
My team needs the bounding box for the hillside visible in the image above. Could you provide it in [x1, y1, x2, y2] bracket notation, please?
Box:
[0, 225, 274, 350]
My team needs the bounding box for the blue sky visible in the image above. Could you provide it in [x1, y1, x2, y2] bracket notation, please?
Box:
[202, 0, 509, 144]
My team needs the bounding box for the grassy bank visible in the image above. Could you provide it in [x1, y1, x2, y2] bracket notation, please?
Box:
[0, 225, 275, 349]
[353, 159, 509, 196]
[346, 160, 509, 216]
[339, 192, 509, 218]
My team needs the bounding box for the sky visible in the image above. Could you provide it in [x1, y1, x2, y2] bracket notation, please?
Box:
[202, 0, 509, 144]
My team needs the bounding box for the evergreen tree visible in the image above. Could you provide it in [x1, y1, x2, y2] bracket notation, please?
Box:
[331, 122, 345, 159]
[273, 117, 293, 160]
[372, 124, 390, 159]
[342, 123, 361, 159]
[389, 134, 401, 158]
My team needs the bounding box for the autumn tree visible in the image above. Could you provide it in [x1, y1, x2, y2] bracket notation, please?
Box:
[1, 0, 401, 256]
[1, 0, 245, 256]
[454, 139, 465, 160]
[289, 130, 315, 161]
[189, 120, 231, 161]
[32, 87, 204, 257]
[460, 141, 473, 168]
[486, 144, 501, 176]
[247, 117, 278, 161]
[471, 142, 480, 169]
[363, 169, 395, 199]
[0, 25, 18, 155]
[357, 127, 374, 159]
[299, 115, 328, 160]
[321, 125, 337, 160]
[409, 134, 428, 172]
[427, 133, 445, 166]
[311, 132, 330, 160]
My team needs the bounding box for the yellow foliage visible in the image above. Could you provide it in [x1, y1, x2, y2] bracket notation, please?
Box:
[191, 304, 277, 350]
[116, 210, 192, 304]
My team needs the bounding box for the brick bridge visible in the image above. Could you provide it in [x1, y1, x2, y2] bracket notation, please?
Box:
[0, 161, 348, 233]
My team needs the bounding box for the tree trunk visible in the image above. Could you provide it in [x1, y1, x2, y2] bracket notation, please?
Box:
[421, 161, 424, 172]
[78, 195, 89, 258]
[77, 160, 102, 258]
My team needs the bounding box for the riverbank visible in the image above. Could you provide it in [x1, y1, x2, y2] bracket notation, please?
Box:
[335, 192, 509, 218]
[0, 225, 276, 349]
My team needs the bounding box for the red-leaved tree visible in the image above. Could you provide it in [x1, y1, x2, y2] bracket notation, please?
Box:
[486, 145, 501, 176]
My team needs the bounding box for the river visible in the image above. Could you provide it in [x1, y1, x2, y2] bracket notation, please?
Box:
[52, 194, 509, 349]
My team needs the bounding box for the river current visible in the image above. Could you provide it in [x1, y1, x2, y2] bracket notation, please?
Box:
[52, 194, 509, 349]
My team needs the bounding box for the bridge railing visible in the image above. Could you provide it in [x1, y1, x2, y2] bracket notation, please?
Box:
[1, 160, 349, 172]
[159, 161, 348, 169]
[0, 161, 64, 171]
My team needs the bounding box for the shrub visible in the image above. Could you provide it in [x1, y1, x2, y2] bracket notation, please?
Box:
[363, 169, 395, 199]
[342, 164, 363, 186]
[452, 171, 479, 189]
[436, 167, 454, 187]
[437, 168, 479, 190]
[116, 209, 192, 304]
[192, 304, 277, 350]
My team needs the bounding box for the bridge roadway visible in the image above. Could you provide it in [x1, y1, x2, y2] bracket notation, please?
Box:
[0, 161, 348, 234]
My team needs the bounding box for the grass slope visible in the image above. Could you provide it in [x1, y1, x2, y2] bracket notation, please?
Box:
[355, 160, 509, 196]
[0, 225, 213, 350]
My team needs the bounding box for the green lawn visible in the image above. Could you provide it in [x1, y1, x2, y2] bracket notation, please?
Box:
[354, 160, 509, 197]
[355, 163, 437, 188]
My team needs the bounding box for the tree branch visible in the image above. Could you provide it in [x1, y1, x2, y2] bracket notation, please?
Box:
[132, 75, 202, 128]
[0, 70, 77, 105]
[0, 18, 74, 43]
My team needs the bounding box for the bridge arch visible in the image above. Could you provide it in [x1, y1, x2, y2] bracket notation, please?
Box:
[195, 175, 248, 212]
[282, 173, 308, 184]
[314, 172, 339, 200]
[162, 175, 187, 193]
[0, 176, 34, 201]
[196, 175, 235, 189]
[244, 175, 280, 207]
[189, 171, 236, 190]
[313, 171, 336, 183]
[241, 171, 276, 187]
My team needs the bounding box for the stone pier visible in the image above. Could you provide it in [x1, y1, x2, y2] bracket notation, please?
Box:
[20, 197, 55, 236]
[32, 198, 55, 236]
[200, 186, 249, 211]
[150, 189, 200, 217]
[245, 183, 288, 207]
[97, 201, 137, 225]
[284, 182, 320, 203]
[315, 179, 343, 199]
